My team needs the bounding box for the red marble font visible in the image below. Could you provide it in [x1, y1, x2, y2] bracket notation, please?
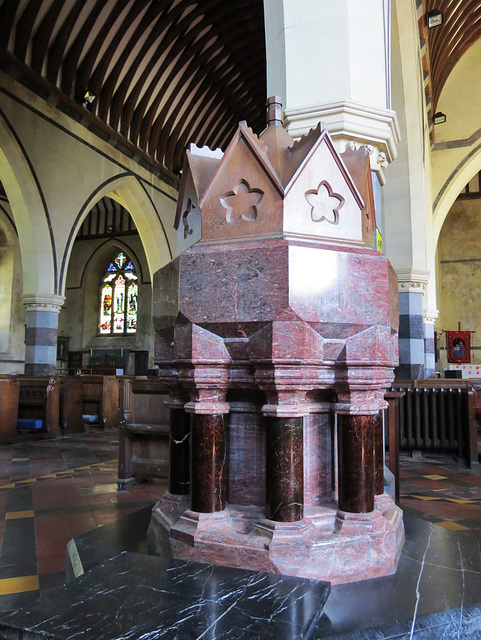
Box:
[148, 97, 404, 584]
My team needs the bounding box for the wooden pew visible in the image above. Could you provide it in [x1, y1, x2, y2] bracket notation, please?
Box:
[59, 376, 84, 434]
[80, 375, 120, 429]
[17, 376, 61, 437]
[0, 375, 20, 444]
[117, 376, 170, 489]
[384, 390, 404, 502]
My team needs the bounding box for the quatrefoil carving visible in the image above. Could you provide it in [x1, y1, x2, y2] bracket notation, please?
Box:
[220, 180, 264, 224]
[305, 181, 344, 225]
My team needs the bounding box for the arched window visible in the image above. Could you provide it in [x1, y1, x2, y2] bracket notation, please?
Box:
[99, 251, 138, 334]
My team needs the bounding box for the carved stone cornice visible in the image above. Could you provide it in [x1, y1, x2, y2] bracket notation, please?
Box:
[423, 310, 439, 325]
[22, 293, 65, 313]
[284, 100, 400, 184]
[396, 269, 430, 294]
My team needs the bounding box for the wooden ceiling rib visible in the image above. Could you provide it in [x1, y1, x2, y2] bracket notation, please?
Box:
[426, 0, 481, 112]
[0, 0, 266, 175]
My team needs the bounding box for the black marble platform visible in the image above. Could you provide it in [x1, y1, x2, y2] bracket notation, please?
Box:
[312, 518, 481, 639]
[0, 552, 330, 640]
[1, 508, 480, 639]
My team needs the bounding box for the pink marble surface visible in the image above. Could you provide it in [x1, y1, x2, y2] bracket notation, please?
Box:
[227, 402, 266, 507]
[151, 494, 404, 585]
[303, 411, 334, 506]
[149, 114, 403, 584]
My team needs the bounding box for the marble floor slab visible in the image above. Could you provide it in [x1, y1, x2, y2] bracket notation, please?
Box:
[0, 552, 331, 640]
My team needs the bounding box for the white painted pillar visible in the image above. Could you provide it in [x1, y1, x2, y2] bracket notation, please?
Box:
[381, 0, 437, 378]
[263, 0, 399, 183]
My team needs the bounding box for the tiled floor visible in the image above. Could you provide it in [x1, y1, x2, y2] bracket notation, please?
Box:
[0, 428, 478, 616]
[399, 453, 481, 535]
[0, 428, 167, 612]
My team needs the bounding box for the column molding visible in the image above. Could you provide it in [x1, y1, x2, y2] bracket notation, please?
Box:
[423, 310, 439, 325]
[284, 100, 400, 183]
[22, 293, 65, 313]
[396, 269, 430, 294]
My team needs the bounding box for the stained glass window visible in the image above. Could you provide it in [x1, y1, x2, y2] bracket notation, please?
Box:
[99, 252, 137, 335]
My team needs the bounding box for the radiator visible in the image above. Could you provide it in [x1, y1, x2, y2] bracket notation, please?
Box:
[394, 386, 467, 456]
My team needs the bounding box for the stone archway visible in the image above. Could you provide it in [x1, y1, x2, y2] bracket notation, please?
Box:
[0, 114, 57, 296]
[59, 173, 173, 296]
[433, 146, 481, 247]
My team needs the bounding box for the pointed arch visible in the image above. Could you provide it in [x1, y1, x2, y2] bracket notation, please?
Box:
[433, 144, 481, 248]
[59, 172, 173, 294]
[0, 110, 57, 295]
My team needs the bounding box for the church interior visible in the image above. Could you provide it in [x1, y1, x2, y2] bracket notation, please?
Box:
[0, 0, 480, 638]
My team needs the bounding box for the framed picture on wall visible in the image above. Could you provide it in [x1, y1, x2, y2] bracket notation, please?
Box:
[447, 330, 471, 363]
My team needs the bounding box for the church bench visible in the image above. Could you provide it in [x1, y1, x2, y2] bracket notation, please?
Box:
[117, 377, 170, 489]
[0, 375, 20, 444]
[59, 376, 84, 434]
[80, 375, 120, 429]
[17, 376, 61, 437]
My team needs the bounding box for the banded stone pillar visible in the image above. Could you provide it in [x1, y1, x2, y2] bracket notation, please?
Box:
[263, 405, 305, 522]
[166, 396, 190, 496]
[22, 294, 64, 376]
[336, 409, 376, 513]
[185, 401, 229, 513]
[395, 279, 427, 380]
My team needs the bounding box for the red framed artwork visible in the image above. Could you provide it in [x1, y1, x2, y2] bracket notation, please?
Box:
[447, 331, 471, 363]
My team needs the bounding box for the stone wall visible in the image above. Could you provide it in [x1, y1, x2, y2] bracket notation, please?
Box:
[437, 198, 481, 367]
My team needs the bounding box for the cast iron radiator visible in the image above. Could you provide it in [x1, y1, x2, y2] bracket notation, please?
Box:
[390, 381, 476, 460]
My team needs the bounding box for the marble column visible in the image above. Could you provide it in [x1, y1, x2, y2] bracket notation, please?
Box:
[167, 398, 190, 496]
[265, 415, 304, 522]
[304, 403, 334, 506]
[22, 294, 64, 376]
[185, 401, 229, 513]
[373, 411, 384, 496]
[337, 412, 375, 513]
[227, 401, 265, 507]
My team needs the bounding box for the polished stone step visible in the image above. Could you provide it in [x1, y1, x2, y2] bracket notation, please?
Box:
[0, 552, 331, 640]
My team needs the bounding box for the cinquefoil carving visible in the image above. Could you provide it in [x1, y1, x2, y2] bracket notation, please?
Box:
[305, 181, 344, 225]
[221, 180, 264, 223]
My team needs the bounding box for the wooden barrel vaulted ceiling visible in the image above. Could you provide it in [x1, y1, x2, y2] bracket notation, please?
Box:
[426, 0, 481, 113]
[0, 0, 266, 177]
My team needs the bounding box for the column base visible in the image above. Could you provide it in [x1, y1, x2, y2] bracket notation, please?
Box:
[148, 495, 405, 584]
[147, 492, 190, 556]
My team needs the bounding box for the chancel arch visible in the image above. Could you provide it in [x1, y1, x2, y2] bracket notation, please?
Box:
[59, 174, 174, 296]
[59, 206, 154, 375]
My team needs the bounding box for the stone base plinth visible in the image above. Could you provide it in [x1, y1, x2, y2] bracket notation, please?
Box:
[148, 494, 404, 585]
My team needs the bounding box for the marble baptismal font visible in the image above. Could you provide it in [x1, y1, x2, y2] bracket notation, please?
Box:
[148, 97, 404, 584]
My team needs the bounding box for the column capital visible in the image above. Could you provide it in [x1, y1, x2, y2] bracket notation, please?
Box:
[184, 401, 230, 415]
[284, 100, 400, 184]
[262, 404, 310, 418]
[22, 293, 65, 312]
[334, 403, 386, 415]
[396, 269, 430, 294]
[423, 310, 439, 325]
